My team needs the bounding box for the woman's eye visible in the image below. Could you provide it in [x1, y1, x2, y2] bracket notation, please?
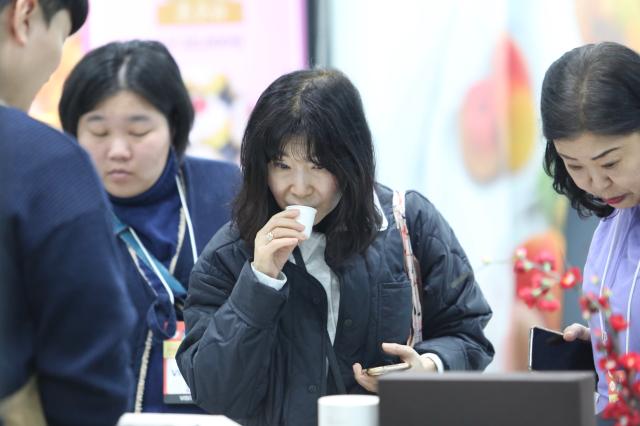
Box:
[129, 130, 151, 137]
[566, 164, 583, 171]
[311, 163, 325, 170]
[90, 131, 108, 137]
[602, 161, 619, 170]
[273, 161, 289, 170]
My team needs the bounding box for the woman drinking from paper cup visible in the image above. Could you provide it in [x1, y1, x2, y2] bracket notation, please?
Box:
[177, 68, 494, 425]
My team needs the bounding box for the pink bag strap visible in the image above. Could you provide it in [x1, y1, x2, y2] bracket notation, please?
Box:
[392, 190, 423, 346]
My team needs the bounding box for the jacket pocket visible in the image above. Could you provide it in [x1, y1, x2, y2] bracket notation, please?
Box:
[378, 281, 412, 347]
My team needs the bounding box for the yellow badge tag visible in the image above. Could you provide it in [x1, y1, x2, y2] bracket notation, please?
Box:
[163, 321, 193, 404]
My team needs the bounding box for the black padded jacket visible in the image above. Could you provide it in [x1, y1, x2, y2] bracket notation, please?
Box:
[177, 184, 494, 426]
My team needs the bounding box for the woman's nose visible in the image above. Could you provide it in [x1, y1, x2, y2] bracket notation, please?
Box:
[107, 136, 132, 161]
[589, 171, 612, 193]
[290, 171, 313, 198]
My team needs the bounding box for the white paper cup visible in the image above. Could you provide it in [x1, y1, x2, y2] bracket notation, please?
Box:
[318, 395, 379, 426]
[286, 205, 317, 238]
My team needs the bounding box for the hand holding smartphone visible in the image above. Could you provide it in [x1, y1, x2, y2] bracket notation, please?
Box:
[529, 326, 595, 372]
[362, 362, 410, 376]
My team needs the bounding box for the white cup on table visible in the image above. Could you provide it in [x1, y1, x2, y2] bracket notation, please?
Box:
[318, 394, 379, 426]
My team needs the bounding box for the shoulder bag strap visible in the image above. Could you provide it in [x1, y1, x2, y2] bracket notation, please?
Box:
[392, 190, 423, 346]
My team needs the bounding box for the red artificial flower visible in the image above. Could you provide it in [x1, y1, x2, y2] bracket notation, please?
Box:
[610, 314, 629, 332]
[514, 259, 526, 274]
[618, 410, 640, 426]
[560, 267, 582, 289]
[579, 296, 589, 311]
[584, 291, 598, 301]
[514, 247, 527, 259]
[601, 403, 616, 419]
[535, 250, 556, 270]
[599, 295, 611, 311]
[597, 338, 614, 354]
[599, 355, 618, 372]
[537, 297, 560, 312]
[530, 271, 544, 289]
[517, 286, 537, 308]
[579, 293, 600, 318]
[509, 249, 640, 425]
[603, 396, 639, 423]
[602, 400, 630, 420]
[619, 353, 640, 370]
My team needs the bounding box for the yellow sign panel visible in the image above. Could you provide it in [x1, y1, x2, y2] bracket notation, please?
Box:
[158, 0, 243, 25]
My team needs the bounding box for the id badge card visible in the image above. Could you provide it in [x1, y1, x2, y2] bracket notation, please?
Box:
[163, 321, 193, 404]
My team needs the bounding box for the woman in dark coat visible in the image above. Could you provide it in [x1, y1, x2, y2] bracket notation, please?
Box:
[177, 68, 494, 425]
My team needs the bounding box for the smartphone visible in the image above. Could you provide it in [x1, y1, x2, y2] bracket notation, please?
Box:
[363, 362, 410, 376]
[528, 326, 595, 372]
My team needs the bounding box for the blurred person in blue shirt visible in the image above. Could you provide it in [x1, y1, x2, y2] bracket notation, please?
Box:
[0, 1, 136, 425]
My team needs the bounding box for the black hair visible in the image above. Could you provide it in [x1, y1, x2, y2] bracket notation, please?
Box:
[59, 39, 194, 158]
[541, 42, 640, 217]
[234, 68, 381, 265]
[0, 0, 88, 35]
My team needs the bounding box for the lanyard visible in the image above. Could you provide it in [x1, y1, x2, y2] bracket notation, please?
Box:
[175, 174, 198, 263]
[598, 211, 640, 407]
[111, 174, 198, 301]
[113, 215, 186, 301]
[599, 212, 638, 352]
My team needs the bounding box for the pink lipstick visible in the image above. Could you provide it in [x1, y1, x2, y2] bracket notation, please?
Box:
[604, 195, 627, 205]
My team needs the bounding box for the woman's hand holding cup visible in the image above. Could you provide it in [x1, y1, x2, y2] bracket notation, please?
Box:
[253, 207, 316, 278]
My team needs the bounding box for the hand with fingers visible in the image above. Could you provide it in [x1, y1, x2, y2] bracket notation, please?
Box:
[563, 323, 591, 342]
[252, 209, 307, 278]
[352, 342, 437, 393]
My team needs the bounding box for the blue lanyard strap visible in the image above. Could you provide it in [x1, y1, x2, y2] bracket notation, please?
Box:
[111, 213, 187, 299]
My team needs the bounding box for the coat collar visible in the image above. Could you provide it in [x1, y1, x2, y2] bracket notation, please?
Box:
[374, 189, 389, 232]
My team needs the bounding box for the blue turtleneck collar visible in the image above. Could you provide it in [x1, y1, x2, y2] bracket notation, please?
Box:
[110, 150, 179, 207]
[110, 150, 182, 265]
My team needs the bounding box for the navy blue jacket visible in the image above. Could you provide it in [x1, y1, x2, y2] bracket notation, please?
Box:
[177, 184, 494, 426]
[0, 106, 135, 425]
[121, 156, 240, 413]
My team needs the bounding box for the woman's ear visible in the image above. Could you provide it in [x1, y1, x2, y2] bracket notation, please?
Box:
[8, 0, 38, 45]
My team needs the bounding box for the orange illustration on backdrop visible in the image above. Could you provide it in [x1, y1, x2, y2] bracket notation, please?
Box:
[459, 35, 535, 184]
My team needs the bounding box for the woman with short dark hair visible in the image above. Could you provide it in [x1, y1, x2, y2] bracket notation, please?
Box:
[541, 41, 640, 414]
[177, 68, 494, 425]
[59, 39, 241, 413]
